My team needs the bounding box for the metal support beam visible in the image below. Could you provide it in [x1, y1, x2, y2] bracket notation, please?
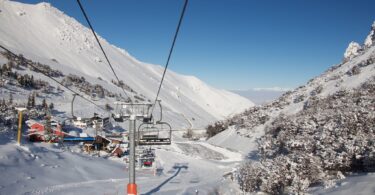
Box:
[113, 103, 152, 195]
[127, 115, 137, 195]
[71, 94, 77, 119]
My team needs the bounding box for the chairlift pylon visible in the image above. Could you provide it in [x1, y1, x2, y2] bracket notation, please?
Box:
[71, 94, 77, 119]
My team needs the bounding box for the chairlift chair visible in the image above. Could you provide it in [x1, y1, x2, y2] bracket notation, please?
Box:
[112, 102, 152, 121]
[137, 121, 172, 145]
[113, 102, 124, 122]
[113, 113, 124, 122]
[91, 93, 99, 101]
[112, 100, 171, 145]
[136, 100, 172, 145]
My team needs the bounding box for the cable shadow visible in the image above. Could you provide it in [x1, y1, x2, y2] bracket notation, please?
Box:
[142, 163, 188, 195]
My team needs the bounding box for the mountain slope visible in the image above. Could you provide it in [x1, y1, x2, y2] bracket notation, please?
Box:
[0, 0, 254, 129]
[231, 88, 288, 105]
[208, 21, 375, 194]
[209, 21, 375, 153]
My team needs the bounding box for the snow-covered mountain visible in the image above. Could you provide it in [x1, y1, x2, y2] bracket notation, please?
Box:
[0, 0, 254, 129]
[231, 88, 289, 105]
[208, 21, 375, 194]
[210, 21, 375, 153]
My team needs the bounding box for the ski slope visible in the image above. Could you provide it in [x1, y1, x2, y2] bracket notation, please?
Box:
[0, 130, 244, 195]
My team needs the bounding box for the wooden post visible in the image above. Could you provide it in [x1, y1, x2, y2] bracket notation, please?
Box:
[15, 107, 26, 145]
[17, 111, 23, 145]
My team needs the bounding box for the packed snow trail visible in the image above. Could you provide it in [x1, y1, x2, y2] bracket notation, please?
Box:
[0, 134, 244, 195]
[27, 178, 127, 194]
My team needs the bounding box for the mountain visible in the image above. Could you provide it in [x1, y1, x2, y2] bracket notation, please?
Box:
[209, 21, 375, 194]
[231, 88, 290, 105]
[210, 21, 375, 153]
[0, 0, 254, 129]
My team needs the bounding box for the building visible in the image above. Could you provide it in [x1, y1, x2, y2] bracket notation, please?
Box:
[27, 120, 66, 142]
[111, 146, 124, 158]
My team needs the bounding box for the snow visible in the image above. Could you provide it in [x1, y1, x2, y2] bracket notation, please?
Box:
[1, 0, 374, 194]
[208, 126, 262, 156]
[344, 41, 361, 60]
[214, 43, 375, 142]
[0, 129, 246, 195]
[310, 173, 375, 195]
[364, 21, 375, 48]
[207, 20, 375, 194]
[0, 0, 254, 130]
[0, 0, 257, 194]
[0, 140, 127, 194]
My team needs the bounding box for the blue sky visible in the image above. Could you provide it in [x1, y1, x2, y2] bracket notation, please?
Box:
[18, 0, 375, 90]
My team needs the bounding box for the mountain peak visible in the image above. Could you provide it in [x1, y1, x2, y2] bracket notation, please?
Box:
[36, 2, 51, 7]
[364, 21, 375, 48]
[344, 41, 361, 61]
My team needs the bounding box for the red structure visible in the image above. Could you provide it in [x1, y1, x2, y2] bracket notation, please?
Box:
[30, 123, 44, 131]
[27, 122, 65, 142]
[143, 161, 153, 167]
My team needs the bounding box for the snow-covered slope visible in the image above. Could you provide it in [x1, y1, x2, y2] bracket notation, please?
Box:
[208, 21, 375, 194]
[0, 128, 245, 194]
[0, 0, 253, 128]
[210, 21, 375, 154]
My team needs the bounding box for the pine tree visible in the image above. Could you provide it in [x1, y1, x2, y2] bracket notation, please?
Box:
[30, 75, 34, 88]
[7, 61, 14, 70]
[105, 103, 112, 111]
[31, 93, 36, 108]
[0, 98, 5, 108]
[44, 114, 52, 137]
[17, 75, 23, 86]
[42, 98, 47, 110]
[49, 102, 54, 110]
[0, 64, 3, 76]
[27, 94, 32, 108]
[9, 94, 13, 104]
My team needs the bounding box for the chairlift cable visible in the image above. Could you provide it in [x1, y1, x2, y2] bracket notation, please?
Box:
[0, 45, 110, 114]
[150, 0, 188, 114]
[76, 0, 132, 103]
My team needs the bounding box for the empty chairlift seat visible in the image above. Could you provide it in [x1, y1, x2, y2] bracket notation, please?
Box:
[137, 122, 172, 145]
